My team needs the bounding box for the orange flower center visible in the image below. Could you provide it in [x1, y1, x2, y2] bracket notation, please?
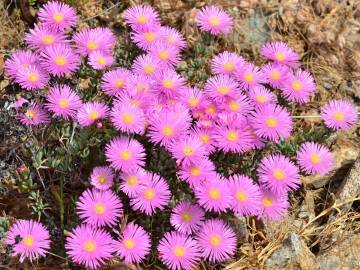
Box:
[190, 166, 201, 176]
[224, 62, 235, 71]
[115, 79, 124, 89]
[275, 52, 286, 62]
[93, 202, 106, 215]
[187, 97, 199, 107]
[209, 187, 220, 199]
[162, 79, 174, 89]
[98, 176, 107, 184]
[270, 71, 281, 80]
[256, 95, 267, 104]
[173, 246, 186, 257]
[182, 146, 194, 157]
[333, 111, 344, 122]
[145, 32, 155, 42]
[210, 234, 221, 246]
[127, 175, 138, 186]
[23, 235, 34, 247]
[262, 197, 273, 207]
[96, 57, 107, 65]
[266, 116, 278, 128]
[119, 150, 132, 161]
[83, 240, 96, 253]
[42, 35, 55, 45]
[88, 111, 99, 120]
[25, 109, 36, 119]
[137, 15, 147, 24]
[228, 100, 240, 111]
[28, 73, 39, 82]
[159, 50, 169, 60]
[226, 130, 238, 142]
[122, 113, 134, 124]
[58, 98, 69, 109]
[87, 40, 99, 51]
[53, 13, 64, 23]
[209, 17, 220, 26]
[310, 153, 321, 164]
[291, 80, 302, 91]
[236, 190, 248, 202]
[200, 133, 210, 144]
[273, 169, 286, 180]
[181, 211, 192, 222]
[218, 85, 229, 95]
[244, 72, 254, 83]
[124, 238, 135, 249]
[144, 64, 154, 74]
[162, 125, 174, 137]
[144, 188, 155, 200]
[55, 56, 67, 66]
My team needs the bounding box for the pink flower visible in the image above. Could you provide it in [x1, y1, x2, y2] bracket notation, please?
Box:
[45, 84, 82, 120]
[125, 73, 155, 97]
[130, 172, 171, 215]
[5, 220, 50, 262]
[219, 95, 252, 115]
[321, 99, 358, 130]
[258, 189, 289, 221]
[123, 5, 160, 32]
[169, 135, 207, 166]
[38, 1, 78, 31]
[180, 86, 203, 112]
[110, 101, 146, 134]
[261, 63, 289, 89]
[132, 53, 164, 77]
[234, 62, 264, 90]
[15, 65, 49, 91]
[148, 42, 181, 67]
[88, 51, 114, 70]
[65, 224, 116, 269]
[204, 74, 240, 102]
[260, 41, 300, 68]
[155, 68, 186, 98]
[77, 189, 123, 228]
[228, 175, 262, 216]
[297, 142, 334, 175]
[170, 201, 205, 235]
[189, 127, 216, 153]
[119, 168, 147, 198]
[76, 102, 109, 127]
[195, 175, 232, 213]
[248, 86, 277, 108]
[40, 44, 80, 76]
[211, 51, 244, 75]
[14, 97, 28, 109]
[101, 68, 132, 96]
[178, 158, 216, 188]
[131, 27, 162, 50]
[196, 219, 237, 263]
[257, 154, 300, 195]
[105, 136, 145, 172]
[159, 26, 187, 50]
[89, 166, 114, 190]
[196, 6, 233, 35]
[19, 103, 50, 126]
[116, 222, 151, 264]
[250, 104, 292, 142]
[4, 50, 38, 80]
[158, 232, 201, 270]
[25, 24, 67, 51]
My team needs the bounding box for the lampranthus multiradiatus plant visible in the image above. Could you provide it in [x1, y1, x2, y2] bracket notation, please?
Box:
[3, 1, 359, 269]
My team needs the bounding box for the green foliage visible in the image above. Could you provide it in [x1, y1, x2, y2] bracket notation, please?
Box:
[28, 190, 50, 220]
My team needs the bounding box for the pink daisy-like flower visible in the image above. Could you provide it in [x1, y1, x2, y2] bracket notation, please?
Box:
[196, 6, 233, 35]
[190, 126, 215, 152]
[65, 224, 116, 269]
[25, 24, 67, 51]
[119, 168, 147, 198]
[19, 103, 50, 126]
[180, 87, 203, 112]
[132, 53, 164, 77]
[159, 26, 187, 50]
[14, 96, 28, 109]
[201, 99, 219, 119]
[77, 189, 123, 228]
[158, 232, 201, 270]
[257, 154, 300, 195]
[196, 219, 236, 263]
[110, 101, 145, 134]
[125, 73, 155, 97]
[40, 44, 80, 76]
[131, 27, 162, 50]
[16, 65, 49, 91]
[73, 27, 116, 56]
[101, 68, 132, 97]
[155, 69, 186, 98]
[260, 41, 300, 68]
[261, 63, 289, 89]
[228, 175, 262, 216]
[320, 99, 358, 130]
[297, 142, 334, 175]
[169, 135, 207, 166]
[204, 74, 240, 102]
[123, 5, 160, 32]
[88, 51, 114, 70]
[4, 50, 38, 80]
[195, 175, 232, 213]
[280, 69, 316, 104]
[211, 51, 244, 75]
[148, 42, 181, 67]
[219, 95, 252, 115]
[235, 62, 264, 90]
[130, 172, 171, 215]
[178, 158, 216, 188]
[45, 84, 82, 120]
[38, 1, 78, 31]
[258, 189, 289, 221]
[5, 220, 50, 263]
[248, 86, 277, 108]
[170, 201, 205, 234]
[116, 222, 151, 264]
[105, 136, 145, 172]
[89, 166, 114, 190]
[250, 103, 292, 142]
[76, 102, 109, 127]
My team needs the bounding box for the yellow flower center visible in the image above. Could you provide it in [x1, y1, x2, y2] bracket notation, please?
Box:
[88, 111, 99, 120]
[124, 238, 135, 249]
[136, 83, 147, 93]
[310, 153, 321, 164]
[162, 79, 174, 89]
[122, 113, 134, 124]
[187, 98, 199, 107]
[120, 150, 132, 161]
[55, 56, 67, 66]
[28, 72, 39, 82]
[98, 176, 107, 184]
[115, 79, 124, 89]
[130, 99, 140, 107]
[144, 188, 155, 200]
[25, 109, 36, 119]
[159, 50, 169, 60]
[127, 175, 138, 186]
[53, 13, 64, 23]
[182, 146, 194, 157]
[190, 166, 201, 176]
[181, 211, 192, 222]
[218, 85, 229, 95]
[84, 240, 96, 253]
[209, 17, 220, 26]
[42, 35, 55, 45]
[236, 190, 248, 202]
[145, 32, 155, 42]
[228, 100, 240, 111]
[96, 57, 106, 65]
[224, 62, 235, 71]
[93, 202, 106, 215]
[58, 98, 69, 109]
[270, 71, 281, 80]
[173, 246, 186, 257]
[256, 95, 267, 104]
[162, 125, 174, 137]
[200, 133, 209, 144]
[226, 130, 238, 142]
[262, 197, 273, 207]
[291, 80, 302, 91]
[333, 111, 344, 121]
[87, 40, 99, 51]
[266, 116, 278, 128]
[273, 169, 286, 180]
[144, 64, 154, 74]
[23, 235, 34, 247]
[137, 15, 147, 24]
[210, 234, 221, 246]
[206, 105, 216, 114]
[244, 72, 254, 83]
[167, 36, 175, 44]
[275, 52, 286, 62]
[209, 187, 220, 199]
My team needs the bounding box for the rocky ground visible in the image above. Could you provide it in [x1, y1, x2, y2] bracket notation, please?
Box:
[0, 0, 359, 269]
